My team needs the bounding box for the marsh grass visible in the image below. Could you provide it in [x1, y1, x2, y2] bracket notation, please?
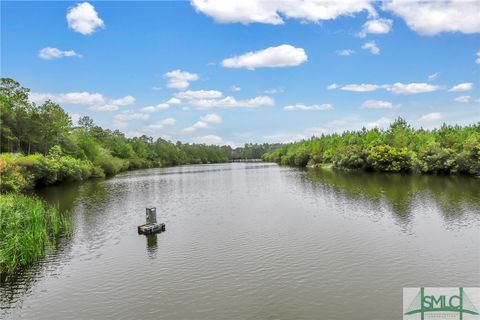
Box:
[0, 194, 71, 276]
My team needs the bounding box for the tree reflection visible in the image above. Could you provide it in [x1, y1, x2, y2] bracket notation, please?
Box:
[300, 168, 480, 225]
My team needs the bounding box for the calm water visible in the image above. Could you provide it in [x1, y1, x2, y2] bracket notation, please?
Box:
[1, 163, 479, 319]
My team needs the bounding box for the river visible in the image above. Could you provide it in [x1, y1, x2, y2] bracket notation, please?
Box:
[1, 163, 479, 319]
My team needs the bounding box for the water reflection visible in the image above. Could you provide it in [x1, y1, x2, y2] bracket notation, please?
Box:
[1, 179, 111, 312]
[2, 164, 479, 320]
[146, 234, 158, 259]
[0, 234, 73, 312]
[299, 168, 480, 226]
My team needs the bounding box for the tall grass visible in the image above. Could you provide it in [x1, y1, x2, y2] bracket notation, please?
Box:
[0, 194, 71, 276]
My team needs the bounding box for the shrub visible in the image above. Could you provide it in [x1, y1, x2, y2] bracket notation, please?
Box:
[367, 145, 411, 172]
[334, 146, 365, 170]
[94, 154, 125, 176]
[0, 151, 96, 192]
[0, 154, 35, 192]
[294, 149, 310, 167]
[414, 142, 453, 173]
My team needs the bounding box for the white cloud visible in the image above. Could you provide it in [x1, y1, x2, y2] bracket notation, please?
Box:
[361, 41, 380, 55]
[39, 47, 81, 60]
[361, 99, 399, 109]
[183, 113, 222, 133]
[30, 92, 102, 106]
[339, 82, 444, 94]
[383, 0, 480, 36]
[146, 118, 176, 131]
[159, 117, 176, 126]
[230, 85, 241, 92]
[192, 134, 223, 145]
[222, 44, 307, 70]
[365, 117, 392, 129]
[385, 82, 443, 94]
[168, 87, 274, 110]
[341, 84, 379, 92]
[454, 95, 471, 103]
[70, 113, 82, 124]
[419, 112, 442, 122]
[166, 97, 181, 105]
[428, 72, 440, 81]
[283, 103, 333, 111]
[146, 123, 165, 131]
[114, 112, 149, 122]
[29, 91, 135, 112]
[140, 103, 169, 113]
[175, 90, 223, 100]
[110, 96, 136, 106]
[337, 49, 355, 56]
[193, 121, 208, 129]
[449, 82, 473, 92]
[183, 127, 196, 134]
[476, 50, 480, 64]
[327, 83, 338, 90]
[201, 113, 222, 123]
[187, 95, 274, 110]
[191, 0, 376, 25]
[358, 18, 393, 37]
[165, 70, 199, 89]
[113, 111, 150, 127]
[66, 2, 104, 35]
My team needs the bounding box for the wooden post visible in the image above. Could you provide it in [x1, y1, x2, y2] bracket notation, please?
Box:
[146, 207, 157, 224]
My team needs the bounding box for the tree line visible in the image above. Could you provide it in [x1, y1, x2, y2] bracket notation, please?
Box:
[262, 118, 479, 175]
[231, 143, 283, 160]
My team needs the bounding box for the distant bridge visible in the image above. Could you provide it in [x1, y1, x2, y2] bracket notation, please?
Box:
[230, 159, 263, 163]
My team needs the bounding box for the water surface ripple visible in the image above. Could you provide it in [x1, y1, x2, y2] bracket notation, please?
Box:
[1, 163, 479, 319]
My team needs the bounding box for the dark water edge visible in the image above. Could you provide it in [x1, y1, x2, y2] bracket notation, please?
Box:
[302, 167, 480, 224]
[1, 163, 479, 320]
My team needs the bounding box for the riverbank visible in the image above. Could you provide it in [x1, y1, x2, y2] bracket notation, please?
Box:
[0, 194, 71, 277]
[262, 118, 480, 176]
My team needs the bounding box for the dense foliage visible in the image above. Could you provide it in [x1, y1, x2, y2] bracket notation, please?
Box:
[231, 143, 283, 160]
[0, 194, 71, 276]
[263, 118, 480, 175]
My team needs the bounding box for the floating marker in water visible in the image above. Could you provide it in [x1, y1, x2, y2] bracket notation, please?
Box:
[138, 207, 165, 235]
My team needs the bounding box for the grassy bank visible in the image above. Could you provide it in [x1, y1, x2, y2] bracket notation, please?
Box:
[0, 194, 71, 276]
[263, 118, 480, 175]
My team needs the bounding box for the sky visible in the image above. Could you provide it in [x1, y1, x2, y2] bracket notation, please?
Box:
[2, 0, 480, 146]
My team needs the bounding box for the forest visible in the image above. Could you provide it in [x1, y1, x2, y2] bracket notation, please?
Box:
[263, 118, 480, 175]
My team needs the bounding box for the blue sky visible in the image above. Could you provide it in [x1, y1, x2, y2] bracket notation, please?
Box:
[2, 1, 479, 146]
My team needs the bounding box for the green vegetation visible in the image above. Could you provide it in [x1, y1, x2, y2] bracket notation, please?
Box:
[231, 143, 282, 160]
[263, 118, 480, 175]
[0, 194, 71, 275]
